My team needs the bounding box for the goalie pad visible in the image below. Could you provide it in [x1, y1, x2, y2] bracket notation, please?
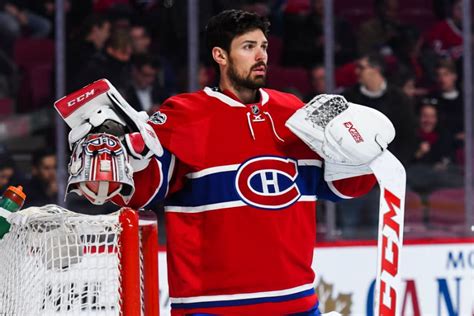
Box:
[286, 94, 395, 181]
[54, 78, 163, 157]
[67, 133, 135, 205]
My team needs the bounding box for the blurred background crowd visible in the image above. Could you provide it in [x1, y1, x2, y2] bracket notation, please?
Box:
[0, 0, 472, 242]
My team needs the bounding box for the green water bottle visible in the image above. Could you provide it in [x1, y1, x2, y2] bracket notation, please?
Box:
[0, 185, 26, 238]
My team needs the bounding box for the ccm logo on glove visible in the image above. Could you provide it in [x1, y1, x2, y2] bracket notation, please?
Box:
[67, 89, 96, 107]
[343, 121, 364, 143]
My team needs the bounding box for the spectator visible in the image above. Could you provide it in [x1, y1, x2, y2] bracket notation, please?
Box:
[393, 70, 417, 100]
[125, 53, 167, 113]
[407, 101, 462, 195]
[282, 0, 356, 67]
[430, 59, 464, 148]
[343, 52, 417, 164]
[422, 0, 463, 61]
[304, 64, 325, 102]
[338, 52, 417, 239]
[357, 0, 405, 56]
[67, 13, 111, 91]
[391, 69, 429, 105]
[72, 28, 133, 93]
[0, 1, 52, 56]
[23, 149, 57, 207]
[0, 147, 25, 194]
[129, 22, 152, 54]
[0, 156, 15, 194]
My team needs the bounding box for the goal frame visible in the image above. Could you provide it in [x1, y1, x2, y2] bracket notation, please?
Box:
[120, 208, 160, 316]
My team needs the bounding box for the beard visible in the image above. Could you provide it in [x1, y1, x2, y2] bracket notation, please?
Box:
[227, 59, 267, 90]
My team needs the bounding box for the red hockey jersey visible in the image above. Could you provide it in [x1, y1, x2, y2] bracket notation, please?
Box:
[423, 19, 463, 60]
[114, 87, 376, 315]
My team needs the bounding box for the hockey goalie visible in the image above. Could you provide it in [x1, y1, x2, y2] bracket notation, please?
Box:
[54, 9, 403, 316]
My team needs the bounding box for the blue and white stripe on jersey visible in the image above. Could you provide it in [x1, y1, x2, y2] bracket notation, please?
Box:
[145, 148, 175, 207]
[170, 282, 316, 309]
[164, 158, 345, 213]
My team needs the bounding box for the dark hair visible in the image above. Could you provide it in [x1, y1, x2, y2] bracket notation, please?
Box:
[436, 59, 457, 74]
[32, 149, 55, 167]
[105, 29, 132, 51]
[0, 156, 14, 171]
[205, 9, 270, 54]
[131, 53, 160, 70]
[417, 97, 439, 115]
[362, 52, 386, 75]
[77, 13, 110, 39]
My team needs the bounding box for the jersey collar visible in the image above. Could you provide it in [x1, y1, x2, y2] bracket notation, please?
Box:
[203, 86, 269, 107]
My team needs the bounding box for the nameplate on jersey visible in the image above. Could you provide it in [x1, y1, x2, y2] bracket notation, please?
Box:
[235, 156, 301, 209]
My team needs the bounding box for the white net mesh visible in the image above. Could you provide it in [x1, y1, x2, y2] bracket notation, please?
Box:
[0, 204, 123, 316]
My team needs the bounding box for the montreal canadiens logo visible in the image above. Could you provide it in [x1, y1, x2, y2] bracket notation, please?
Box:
[235, 156, 301, 209]
[84, 134, 123, 156]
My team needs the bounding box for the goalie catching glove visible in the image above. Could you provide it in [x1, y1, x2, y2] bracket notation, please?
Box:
[286, 94, 395, 181]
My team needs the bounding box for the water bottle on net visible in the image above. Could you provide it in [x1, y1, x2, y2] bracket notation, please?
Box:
[0, 185, 26, 238]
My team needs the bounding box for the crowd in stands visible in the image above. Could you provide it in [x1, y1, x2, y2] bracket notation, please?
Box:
[0, 0, 471, 239]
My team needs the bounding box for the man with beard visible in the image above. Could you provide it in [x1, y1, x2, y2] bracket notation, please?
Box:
[118, 10, 379, 315]
[57, 10, 394, 315]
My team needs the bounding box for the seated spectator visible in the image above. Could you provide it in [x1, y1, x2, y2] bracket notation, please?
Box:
[357, 0, 406, 56]
[0, 156, 15, 194]
[337, 51, 416, 240]
[124, 53, 167, 113]
[282, 0, 356, 67]
[430, 59, 464, 148]
[343, 52, 417, 165]
[129, 22, 152, 54]
[407, 100, 462, 195]
[0, 1, 52, 56]
[422, 0, 463, 61]
[304, 64, 325, 102]
[23, 149, 57, 207]
[0, 149, 24, 195]
[391, 69, 429, 105]
[66, 13, 111, 91]
[71, 28, 133, 93]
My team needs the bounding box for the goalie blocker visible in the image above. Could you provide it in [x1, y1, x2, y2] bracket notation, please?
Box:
[55, 79, 160, 205]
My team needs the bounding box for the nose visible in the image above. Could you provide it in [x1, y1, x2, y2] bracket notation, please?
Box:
[255, 46, 267, 63]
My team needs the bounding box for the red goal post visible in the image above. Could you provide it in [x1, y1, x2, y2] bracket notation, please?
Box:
[0, 205, 160, 316]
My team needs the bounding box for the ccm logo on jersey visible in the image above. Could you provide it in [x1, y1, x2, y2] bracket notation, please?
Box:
[343, 121, 364, 143]
[379, 189, 402, 315]
[235, 156, 301, 209]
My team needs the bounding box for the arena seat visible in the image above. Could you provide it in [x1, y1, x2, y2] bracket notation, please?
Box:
[335, 62, 358, 89]
[403, 190, 427, 238]
[427, 188, 467, 228]
[13, 38, 54, 68]
[0, 98, 14, 116]
[13, 38, 54, 112]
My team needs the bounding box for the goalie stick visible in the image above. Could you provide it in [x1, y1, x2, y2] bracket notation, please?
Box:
[370, 151, 406, 316]
[285, 94, 405, 316]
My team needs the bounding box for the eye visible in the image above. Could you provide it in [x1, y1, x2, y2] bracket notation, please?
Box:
[244, 44, 254, 50]
[261, 44, 268, 51]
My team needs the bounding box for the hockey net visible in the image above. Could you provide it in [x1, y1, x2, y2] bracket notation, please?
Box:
[0, 204, 159, 316]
